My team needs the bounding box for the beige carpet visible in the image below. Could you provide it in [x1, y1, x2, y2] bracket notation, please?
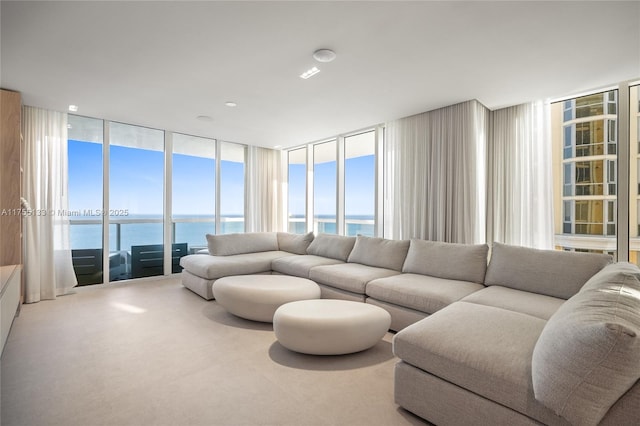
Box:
[1, 276, 427, 426]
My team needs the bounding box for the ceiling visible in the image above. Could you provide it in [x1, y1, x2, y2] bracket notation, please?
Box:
[2, 1, 639, 149]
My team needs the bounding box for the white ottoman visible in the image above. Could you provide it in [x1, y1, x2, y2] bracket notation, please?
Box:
[273, 299, 391, 355]
[212, 275, 320, 322]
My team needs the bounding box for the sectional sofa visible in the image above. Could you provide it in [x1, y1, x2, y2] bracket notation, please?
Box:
[179, 232, 640, 425]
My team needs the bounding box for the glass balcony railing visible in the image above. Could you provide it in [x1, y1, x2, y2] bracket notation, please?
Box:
[288, 216, 375, 237]
[69, 216, 245, 284]
[70, 215, 373, 285]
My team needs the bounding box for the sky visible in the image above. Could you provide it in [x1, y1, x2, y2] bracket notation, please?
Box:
[289, 155, 375, 217]
[69, 140, 375, 219]
[68, 141, 245, 216]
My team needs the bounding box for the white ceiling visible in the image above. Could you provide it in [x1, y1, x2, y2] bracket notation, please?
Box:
[2, 1, 639, 149]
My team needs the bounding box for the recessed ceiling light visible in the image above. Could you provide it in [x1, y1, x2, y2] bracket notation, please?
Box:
[225, 101, 237, 107]
[196, 115, 213, 122]
[313, 49, 336, 63]
[273, 145, 282, 149]
[300, 66, 320, 79]
[68, 104, 78, 112]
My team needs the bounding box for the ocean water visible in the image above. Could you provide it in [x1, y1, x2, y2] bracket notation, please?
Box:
[69, 215, 243, 251]
[70, 215, 375, 252]
[288, 215, 375, 237]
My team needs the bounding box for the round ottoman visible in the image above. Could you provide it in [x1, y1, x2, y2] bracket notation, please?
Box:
[212, 275, 320, 322]
[273, 299, 391, 355]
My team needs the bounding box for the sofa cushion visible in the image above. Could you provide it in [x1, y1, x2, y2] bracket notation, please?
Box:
[271, 255, 344, 278]
[309, 263, 400, 295]
[531, 262, 640, 425]
[347, 235, 409, 271]
[367, 273, 484, 315]
[393, 301, 560, 424]
[306, 234, 356, 261]
[179, 251, 293, 280]
[277, 232, 314, 255]
[462, 286, 564, 320]
[206, 232, 278, 256]
[484, 242, 612, 299]
[402, 239, 489, 284]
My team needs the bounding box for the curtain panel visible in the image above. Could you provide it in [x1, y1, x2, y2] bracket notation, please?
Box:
[22, 106, 77, 302]
[384, 100, 489, 243]
[246, 146, 285, 232]
[487, 101, 553, 249]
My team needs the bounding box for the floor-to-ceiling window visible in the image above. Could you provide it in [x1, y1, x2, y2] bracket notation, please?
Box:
[219, 142, 246, 234]
[629, 84, 640, 264]
[172, 133, 216, 251]
[552, 83, 640, 263]
[109, 122, 165, 280]
[287, 128, 381, 237]
[313, 140, 337, 234]
[67, 115, 104, 285]
[287, 147, 307, 233]
[68, 116, 250, 285]
[344, 130, 375, 236]
[552, 90, 618, 257]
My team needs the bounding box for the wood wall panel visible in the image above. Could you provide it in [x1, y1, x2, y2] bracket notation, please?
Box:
[0, 89, 22, 266]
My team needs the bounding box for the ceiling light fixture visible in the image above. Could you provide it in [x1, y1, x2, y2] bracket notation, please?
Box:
[313, 49, 336, 63]
[300, 66, 320, 79]
[196, 115, 213, 122]
[68, 104, 78, 112]
[225, 101, 237, 107]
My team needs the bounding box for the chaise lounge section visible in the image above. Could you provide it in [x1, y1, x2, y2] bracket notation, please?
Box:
[180, 232, 307, 300]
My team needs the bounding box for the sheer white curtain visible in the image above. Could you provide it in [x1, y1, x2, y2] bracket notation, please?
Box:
[246, 146, 285, 232]
[384, 100, 488, 243]
[22, 106, 77, 302]
[487, 101, 553, 249]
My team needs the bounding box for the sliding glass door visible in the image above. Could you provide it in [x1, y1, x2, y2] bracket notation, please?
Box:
[287, 148, 307, 233]
[313, 140, 337, 233]
[220, 142, 246, 234]
[345, 131, 376, 236]
[172, 133, 216, 252]
[67, 115, 104, 285]
[109, 122, 164, 280]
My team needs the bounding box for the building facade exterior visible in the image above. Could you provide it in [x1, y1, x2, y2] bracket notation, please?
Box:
[553, 86, 640, 264]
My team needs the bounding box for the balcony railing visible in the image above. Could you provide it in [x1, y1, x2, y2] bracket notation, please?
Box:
[288, 216, 375, 237]
[69, 216, 244, 252]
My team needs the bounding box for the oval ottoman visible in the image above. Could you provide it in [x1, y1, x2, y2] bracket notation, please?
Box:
[212, 275, 320, 322]
[273, 299, 391, 355]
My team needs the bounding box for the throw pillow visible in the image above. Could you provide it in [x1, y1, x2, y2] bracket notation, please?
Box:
[347, 235, 409, 271]
[206, 232, 278, 256]
[306, 234, 356, 261]
[277, 232, 314, 255]
[484, 242, 612, 299]
[402, 239, 489, 284]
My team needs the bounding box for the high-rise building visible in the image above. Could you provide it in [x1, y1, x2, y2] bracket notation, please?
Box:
[552, 86, 640, 263]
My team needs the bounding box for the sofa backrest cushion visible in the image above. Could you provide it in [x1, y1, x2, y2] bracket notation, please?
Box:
[531, 262, 640, 425]
[484, 242, 612, 299]
[277, 232, 314, 255]
[347, 235, 409, 271]
[206, 232, 278, 256]
[306, 234, 356, 261]
[402, 239, 489, 284]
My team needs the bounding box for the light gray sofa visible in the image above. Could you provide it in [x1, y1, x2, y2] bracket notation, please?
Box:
[180, 232, 303, 300]
[180, 232, 640, 425]
[181, 232, 487, 323]
[393, 243, 640, 425]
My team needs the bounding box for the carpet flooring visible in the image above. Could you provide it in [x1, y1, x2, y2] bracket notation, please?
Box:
[1, 276, 428, 426]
